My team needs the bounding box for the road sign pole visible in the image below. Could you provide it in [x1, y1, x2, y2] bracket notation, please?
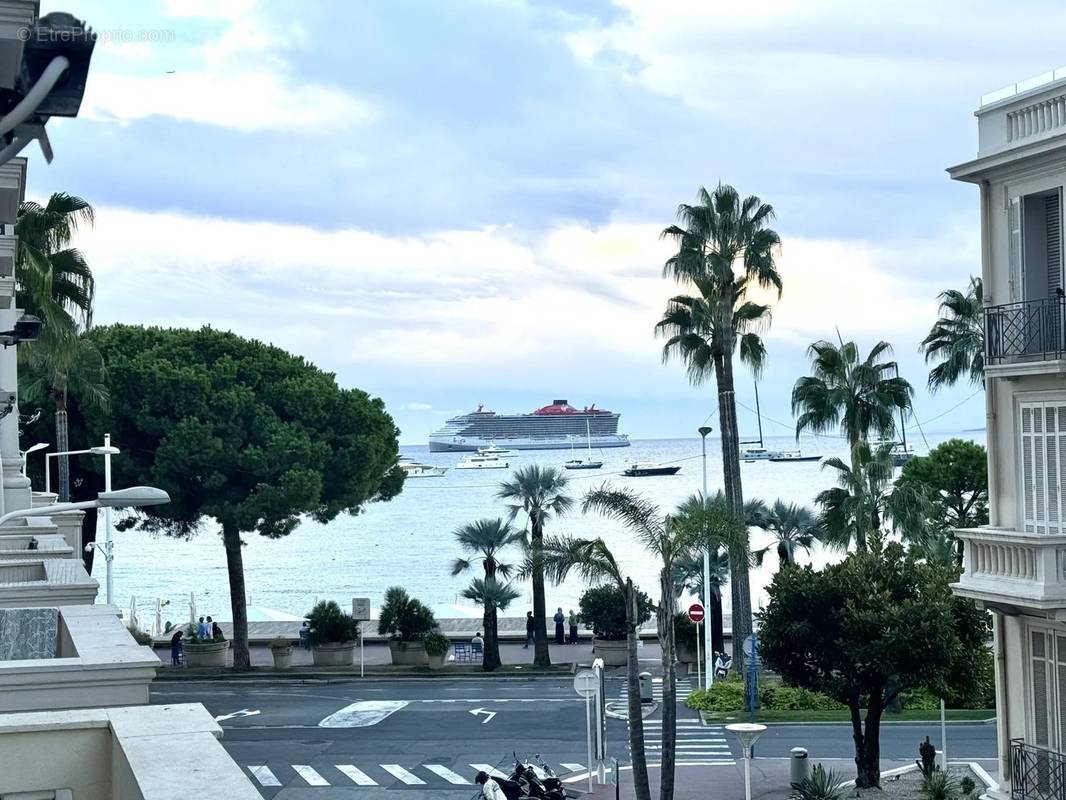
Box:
[360, 630, 364, 678]
[695, 620, 701, 688]
[585, 693, 594, 793]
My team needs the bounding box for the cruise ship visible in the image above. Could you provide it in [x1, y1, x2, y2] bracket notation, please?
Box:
[428, 400, 630, 453]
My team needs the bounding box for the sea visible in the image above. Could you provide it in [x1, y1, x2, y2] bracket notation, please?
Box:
[99, 431, 984, 629]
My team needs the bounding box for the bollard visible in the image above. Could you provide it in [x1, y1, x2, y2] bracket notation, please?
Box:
[639, 672, 654, 703]
[790, 747, 809, 787]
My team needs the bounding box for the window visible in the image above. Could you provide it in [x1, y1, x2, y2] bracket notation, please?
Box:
[1020, 400, 1066, 534]
[1028, 625, 1066, 751]
[1012, 190, 1064, 304]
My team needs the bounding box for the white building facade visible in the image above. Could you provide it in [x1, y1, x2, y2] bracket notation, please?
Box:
[952, 70, 1066, 799]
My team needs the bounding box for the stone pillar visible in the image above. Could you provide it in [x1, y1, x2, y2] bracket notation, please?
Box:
[0, 157, 27, 518]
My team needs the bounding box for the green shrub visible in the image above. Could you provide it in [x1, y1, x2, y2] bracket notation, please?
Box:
[377, 586, 436, 641]
[959, 777, 976, 797]
[578, 584, 653, 641]
[760, 684, 846, 711]
[790, 764, 844, 800]
[424, 632, 450, 657]
[686, 680, 746, 712]
[128, 626, 154, 646]
[920, 770, 959, 800]
[306, 600, 360, 646]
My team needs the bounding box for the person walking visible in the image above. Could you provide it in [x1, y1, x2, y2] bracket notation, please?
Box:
[170, 629, 183, 666]
[524, 611, 534, 649]
[568, 609, 578, 644]
[553, 607, 565, 645]
[197, 616, 207, 639]
[205, 616, 214, 639]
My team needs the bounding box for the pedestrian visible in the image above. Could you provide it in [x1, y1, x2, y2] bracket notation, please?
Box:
[568, 609, 578, 644]
[197, 616, 207, 639]
[471, 631, 484, 649]
[205, 616, 214, 639]
[212, 620, 225, 641]
[553, 607, 565, 645]
[299, 621, 311, 650]
[170, 629, 183, 666]
[523, 611, 534, 649]
[475, 771, 523, 800]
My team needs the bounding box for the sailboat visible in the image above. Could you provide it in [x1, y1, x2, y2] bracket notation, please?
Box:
[564, 419, 603, 470]
[741, 380, 822, 463]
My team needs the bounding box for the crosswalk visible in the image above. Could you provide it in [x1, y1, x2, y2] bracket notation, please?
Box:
[245, 761, 588, 789]
[620, 677, 693, 703]
[628, 718, 736, 767]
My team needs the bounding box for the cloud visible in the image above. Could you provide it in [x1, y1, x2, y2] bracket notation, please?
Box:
[403, 402, 434, 412]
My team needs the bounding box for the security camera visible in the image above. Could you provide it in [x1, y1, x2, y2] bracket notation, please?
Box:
[84, 542, 95, 553]
[0, 313, 41, 347]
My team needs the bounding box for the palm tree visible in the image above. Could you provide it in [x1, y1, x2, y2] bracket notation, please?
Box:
[451, 518, 524, 671]
[540, 534, 653, 800]
[816, 443, 928, 551]
[497, 466, 573, 668]
[672, 549, 729, 657]
[921, 277, 984, 392]
[461, 577, 520, 670]
[751, 500, 820, 569]
[657, 184, 782, 663]
[16, 193, 97, 502]
[792, 338, 913, 551]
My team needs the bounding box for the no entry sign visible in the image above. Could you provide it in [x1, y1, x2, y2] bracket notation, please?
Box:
[687, 603, 705, 623]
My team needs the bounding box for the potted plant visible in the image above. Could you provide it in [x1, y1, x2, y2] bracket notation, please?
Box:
[269, 636, 294, 670]
[182, 623, 230, 667]
[307, 600, 359, 667]
[580, 584, 653, 667]
[674, 612, 699, 672]
[424, 631, 450, 669]
[378, 586, 437, 665]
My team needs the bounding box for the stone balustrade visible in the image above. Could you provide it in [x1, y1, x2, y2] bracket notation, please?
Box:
[955, 526, 1066, 609]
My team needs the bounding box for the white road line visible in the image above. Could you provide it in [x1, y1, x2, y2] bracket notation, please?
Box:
[293, 765, 329, 786]
[248, 766, 281, 787]
[470, 763, 509, 779]
[425, 765, 470, 784]
[336, 765, 378, 786]
[559, 763, 585, 771]
[382, 764, 426, 785]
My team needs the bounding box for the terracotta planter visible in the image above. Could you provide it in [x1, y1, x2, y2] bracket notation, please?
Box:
[271, 646, 293, 670]
[389, 640, 428, 666]
[184, 640, 229, 668]
[427, 652, 447, 669]
[312, 641, 355, 666]
[592, 638, 627, 667]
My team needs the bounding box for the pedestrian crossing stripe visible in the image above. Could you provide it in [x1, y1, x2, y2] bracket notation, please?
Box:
[247, 761, 588, 788]
[619, 678, 694, 702]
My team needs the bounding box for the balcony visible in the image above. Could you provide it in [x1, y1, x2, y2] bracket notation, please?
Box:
[954, 527, 1066, 611]
[1011, 739, 1066, 800]
[986, 297, 1066, 378]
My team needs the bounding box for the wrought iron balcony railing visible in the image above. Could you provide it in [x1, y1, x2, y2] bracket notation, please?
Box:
[986, 296, 1066, 365]
[1011, 738, 1066, 800]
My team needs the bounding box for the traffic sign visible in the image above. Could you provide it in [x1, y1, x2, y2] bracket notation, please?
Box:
[352, 598, 371, 621]
[687, 603, 705, 623]
[574, 669, 598, 698]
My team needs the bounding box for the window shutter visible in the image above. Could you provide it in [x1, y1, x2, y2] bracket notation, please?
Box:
[1048, 192, 1062, 297]
[1056, 635, 1066, 748]
[1023, 403, 1037, 532]
[1033, 629, 1051, 746]
[1048, 406, 1061, 533]
[1010, 196, 1024, 303]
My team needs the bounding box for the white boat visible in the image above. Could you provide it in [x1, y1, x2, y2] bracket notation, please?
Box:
[398, 458, 448, 478]
[477, 444, 519, 458]
[456, 453, 510, 470]
[740, 445, 781, 461]
[873, 438, 916, 467]
[768, 451, 821, 463]
[564, 419, 603, 470]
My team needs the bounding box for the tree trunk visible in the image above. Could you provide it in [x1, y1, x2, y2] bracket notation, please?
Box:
[222, 523, 250, 670]
[658, 567, 676, 800]
[850, 443, 868, 553]
[531, 515, 551, 667]
[55, 400, 70, 502]
[713, 348, 752, 670]
[483, 603, 501, 672]
[850, 693, 884, 788]
[709, 591, 724, 657]
[626, 578, 652, 800]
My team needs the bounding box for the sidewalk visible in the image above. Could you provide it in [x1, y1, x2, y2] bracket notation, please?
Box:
[153, 637, 669, 677]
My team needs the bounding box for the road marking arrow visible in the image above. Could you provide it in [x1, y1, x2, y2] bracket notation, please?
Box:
[469, 707, 497, 724]
[214, 708, 261, 722]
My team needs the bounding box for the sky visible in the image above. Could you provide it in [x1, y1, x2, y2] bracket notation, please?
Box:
[27, 0, 1066, 444]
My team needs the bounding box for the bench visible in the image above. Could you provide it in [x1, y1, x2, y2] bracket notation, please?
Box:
[453, 643, 483, 663]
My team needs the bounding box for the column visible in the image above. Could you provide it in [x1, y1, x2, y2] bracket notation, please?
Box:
[0, 156, 27, 517]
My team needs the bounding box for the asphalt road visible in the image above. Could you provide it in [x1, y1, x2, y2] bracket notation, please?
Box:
[151, 678, 998, 798]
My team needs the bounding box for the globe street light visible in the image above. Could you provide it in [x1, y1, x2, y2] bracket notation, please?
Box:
[698, 424, 713, 691]
[726, 722, 767, 800]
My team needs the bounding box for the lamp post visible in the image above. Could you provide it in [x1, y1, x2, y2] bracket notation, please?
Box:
[726, 723, 767, 800]
[0, 486, 169, 528]
[698, 424, 713, 691]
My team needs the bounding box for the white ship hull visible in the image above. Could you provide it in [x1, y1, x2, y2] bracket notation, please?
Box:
[430, 434, 630, 453]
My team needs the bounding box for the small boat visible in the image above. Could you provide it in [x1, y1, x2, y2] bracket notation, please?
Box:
[740, 381, 782, 460]
[768, 452, 822, 463]
[564, 420, 603, 470]
[873, 438, 916, 468]
[398, 458, 448, 477]
[456, 453, 509, 470]
[623, 462, 681, 477]
[477, 444, 519, 458]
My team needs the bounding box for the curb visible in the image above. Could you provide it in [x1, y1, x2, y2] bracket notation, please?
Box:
[698, 712, 997, 727]
[154, 668, 586, 683]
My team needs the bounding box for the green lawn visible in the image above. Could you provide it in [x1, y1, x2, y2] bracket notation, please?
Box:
[701, 709, 995, 723]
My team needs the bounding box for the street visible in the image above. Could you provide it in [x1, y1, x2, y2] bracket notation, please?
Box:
[152, 677, 998, 798]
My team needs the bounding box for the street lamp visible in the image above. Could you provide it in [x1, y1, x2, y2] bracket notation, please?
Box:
[726, 723, 767, 800]
[698, 424, 713, 691]
[20, 441, 47, 475]
[0, 486, 169, 527]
